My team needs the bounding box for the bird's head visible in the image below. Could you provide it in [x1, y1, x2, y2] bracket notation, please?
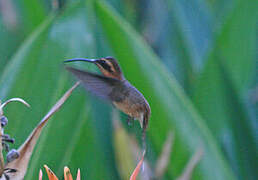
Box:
[64, 56, 124, 80]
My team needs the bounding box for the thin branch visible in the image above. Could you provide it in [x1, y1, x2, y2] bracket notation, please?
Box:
[0, 98, 30, 110]
[0, 102, 4, 176]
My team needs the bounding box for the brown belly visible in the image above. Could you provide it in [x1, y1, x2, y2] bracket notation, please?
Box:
[113, 101, 142, 119]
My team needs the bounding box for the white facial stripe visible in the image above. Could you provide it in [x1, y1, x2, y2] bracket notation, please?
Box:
[105, 61, 115, 72]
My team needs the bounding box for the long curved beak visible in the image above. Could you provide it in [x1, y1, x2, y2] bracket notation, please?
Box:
[64, 58, 99, 63]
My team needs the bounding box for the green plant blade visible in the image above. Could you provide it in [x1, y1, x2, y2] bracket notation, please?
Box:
[0, 0, 47, 72]
[193, 0, 258, 179]
[94, 0, 236, 179]
[0, 1, 119, 179]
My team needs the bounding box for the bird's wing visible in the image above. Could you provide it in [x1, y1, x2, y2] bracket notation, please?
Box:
[66, 67, 120, 101]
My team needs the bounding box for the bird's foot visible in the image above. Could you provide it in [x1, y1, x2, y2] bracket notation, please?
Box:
[127, 116, 134, 126]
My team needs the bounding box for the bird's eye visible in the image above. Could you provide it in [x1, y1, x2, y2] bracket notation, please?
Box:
[99, 60, 112, 72]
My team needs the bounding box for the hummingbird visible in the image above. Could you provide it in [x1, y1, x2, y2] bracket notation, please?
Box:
[64, 56, 151, 140]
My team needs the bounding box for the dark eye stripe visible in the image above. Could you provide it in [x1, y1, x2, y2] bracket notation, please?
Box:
[100, 61, 113, 72]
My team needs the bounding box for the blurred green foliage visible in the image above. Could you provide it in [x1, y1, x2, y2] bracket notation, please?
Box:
[0, 0, 257, 179]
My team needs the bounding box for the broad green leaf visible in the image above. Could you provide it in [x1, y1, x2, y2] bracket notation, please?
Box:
[17, 0, 46, 33]
[0, 20, 23, 72]
[193, 0, 258, 179]
[142, 0, 214, 94]
[0, 1, 118, 179]
[0, 0, 47, 72]
[213, 0, 258, 91]
[165, 0, 213, 71]
[94, 1, 236, 179]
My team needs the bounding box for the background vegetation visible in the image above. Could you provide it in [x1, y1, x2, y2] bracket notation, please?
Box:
[0, 0, 257, 179]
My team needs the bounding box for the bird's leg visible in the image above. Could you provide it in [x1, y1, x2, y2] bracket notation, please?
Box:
[127, 116, 134, 126]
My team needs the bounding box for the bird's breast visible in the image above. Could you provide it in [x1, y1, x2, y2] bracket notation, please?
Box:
[111, 81, 150, 129]
[113, 99, 143, 119]
[110, 80, 150, 119]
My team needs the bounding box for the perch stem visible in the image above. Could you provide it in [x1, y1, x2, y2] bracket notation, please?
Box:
[0, 101, 5, 176]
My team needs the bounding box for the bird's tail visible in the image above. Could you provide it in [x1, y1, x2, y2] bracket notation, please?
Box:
[142, 111, 150, 151]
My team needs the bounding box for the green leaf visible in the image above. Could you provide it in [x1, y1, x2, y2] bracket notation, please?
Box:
[18, 0, 46, 33]
[212, 0, 258, 91]
[94, 0, 236, 179]
[0, 1, 118, 179]
[0, 0, 47, 72]
[193, 0, 258, 179]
